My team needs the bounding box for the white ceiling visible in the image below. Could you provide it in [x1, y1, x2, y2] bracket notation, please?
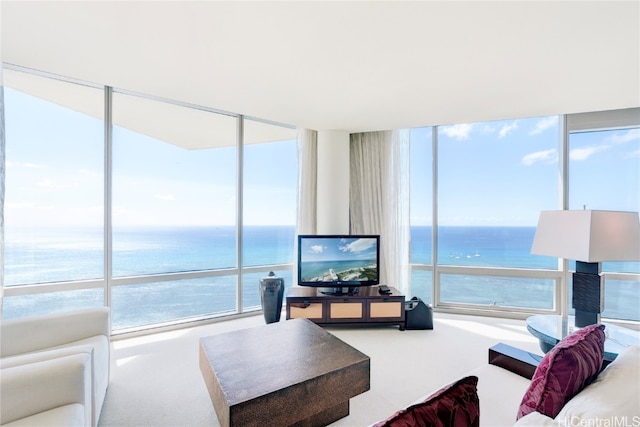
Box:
[2, 1, 639, 133]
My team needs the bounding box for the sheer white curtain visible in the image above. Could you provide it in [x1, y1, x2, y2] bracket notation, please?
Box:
[294, 128, 317, 286]
[296, 128, 318, 235]
[1, 68, 5, 316]
[350, 130, 411, 293]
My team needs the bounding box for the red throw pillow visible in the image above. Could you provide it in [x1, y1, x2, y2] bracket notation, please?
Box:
[373, 376, 479, 427]
[517, 323, 605, 419]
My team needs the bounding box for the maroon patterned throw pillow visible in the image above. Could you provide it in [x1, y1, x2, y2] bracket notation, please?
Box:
[373, 376, 479, 427]
[517, 323, 605, 419]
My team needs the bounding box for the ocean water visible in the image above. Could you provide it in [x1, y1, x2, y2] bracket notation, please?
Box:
[3, 226, 639, 326]
[4, 225, 296, 284]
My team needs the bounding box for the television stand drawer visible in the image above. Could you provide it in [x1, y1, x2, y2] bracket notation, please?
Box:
[369, 300, 403, 319]
[285, 286, 405, 330]
[328, 300, 365, 321]
[289, 301, 325, 321]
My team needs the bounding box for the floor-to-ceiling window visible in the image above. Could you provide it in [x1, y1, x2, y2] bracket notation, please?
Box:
[410, 116, 562, 314]
[3, 68, 105, 317]
[2, 66, 298, 332]
[568, 117, 640, 321]
[241, 119, 297, 311]
[409, 127, 433, 302]
[409, 112, 640, 322]
[436, 116, 559, 311]
[110, 92, 241, 329]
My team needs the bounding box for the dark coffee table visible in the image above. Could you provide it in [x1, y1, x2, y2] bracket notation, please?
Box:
[199, 318, 370, 427]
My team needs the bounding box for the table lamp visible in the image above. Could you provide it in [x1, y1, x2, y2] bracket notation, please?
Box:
[531, 210, 640, 327]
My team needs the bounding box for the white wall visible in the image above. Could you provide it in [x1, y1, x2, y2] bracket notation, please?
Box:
[316, 130, 350, 234]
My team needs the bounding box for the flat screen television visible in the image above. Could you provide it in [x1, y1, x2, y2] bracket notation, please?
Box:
[297, 234, 380, 295]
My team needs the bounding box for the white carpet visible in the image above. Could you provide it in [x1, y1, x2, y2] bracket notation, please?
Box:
[98, 312, 541, 427]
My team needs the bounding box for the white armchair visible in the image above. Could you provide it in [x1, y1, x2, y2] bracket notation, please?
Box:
[1, 352, 93, 426]
[0, 308, 111, 426]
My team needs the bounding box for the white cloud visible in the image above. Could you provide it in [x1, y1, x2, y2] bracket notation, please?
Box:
[8, 161, 46, 169]
[569, 144, 610, 161]
[607, 128, 640, 144]
[310, 245, 324, 253]
[522, 149, 557, 166]
[569, 129, 637, 161]
[24, 162, 46, 169]
[340, 238, 376, 253]
[79, 169, 100, 177]
[627, 149, 640, 159]
[499, 121, 518, 138]
[155, 194, 176, 201]
[36, 179, 73, 189]
[440, 123, 474, 140]
[529, 116, 558, 135]
[6, 201, 38, 209]
[481, 124, 496, 135]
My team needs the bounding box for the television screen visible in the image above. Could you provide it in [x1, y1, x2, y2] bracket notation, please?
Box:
[297, 235, 380, 288]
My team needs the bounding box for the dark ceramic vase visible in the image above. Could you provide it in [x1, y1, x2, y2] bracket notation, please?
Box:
[259, 271, 284, 324]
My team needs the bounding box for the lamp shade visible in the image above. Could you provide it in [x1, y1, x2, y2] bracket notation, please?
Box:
[531, 210, 640, 262]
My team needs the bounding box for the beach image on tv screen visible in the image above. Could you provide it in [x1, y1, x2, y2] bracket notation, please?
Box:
[300, 237, 378, 283]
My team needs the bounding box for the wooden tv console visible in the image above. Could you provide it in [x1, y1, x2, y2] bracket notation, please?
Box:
[285, 286, 406, 330]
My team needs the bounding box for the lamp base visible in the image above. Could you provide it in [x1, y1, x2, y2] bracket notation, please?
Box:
[574, 306, 599, 328]
[572, 261, 602, 327]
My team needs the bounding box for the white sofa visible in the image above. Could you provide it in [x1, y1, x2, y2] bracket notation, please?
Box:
[0, 308, 111, 427]
[515, 344, 640, 426]
[373, 344, 639, 426]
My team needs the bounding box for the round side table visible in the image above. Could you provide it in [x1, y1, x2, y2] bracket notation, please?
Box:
[526, 315, 640, 363]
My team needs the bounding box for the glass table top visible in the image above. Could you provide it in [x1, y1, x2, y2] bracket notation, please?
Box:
[526, 315, 640, 362]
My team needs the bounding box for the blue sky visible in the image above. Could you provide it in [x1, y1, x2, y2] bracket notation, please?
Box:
[410, 117, 640, 226]
[5, 86, 298, 227]
[5, 86, 640, 229]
